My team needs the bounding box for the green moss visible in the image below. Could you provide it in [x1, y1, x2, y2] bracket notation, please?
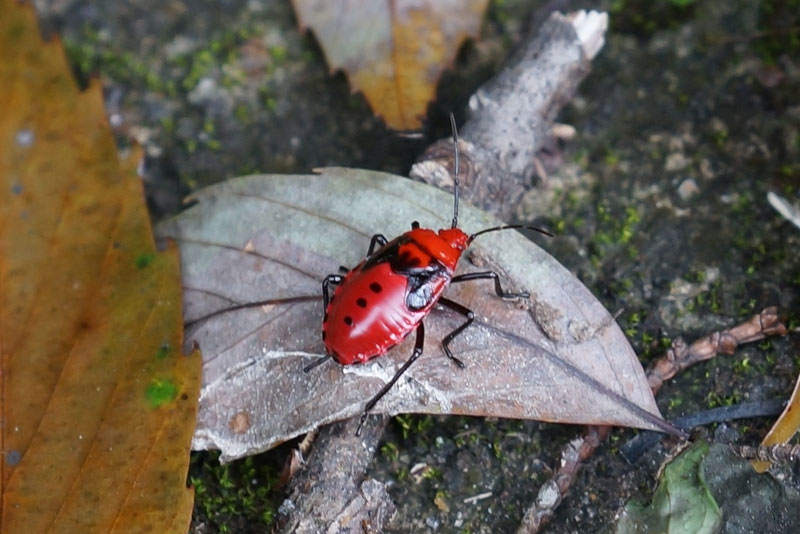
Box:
[381, 441, 399, 463]
[269, 45, 288, 62]
[705, 390, 741, 409]
[234, 104, 251, 124]
[190, 452, 281, 532]
[396, 466, 409, 482]
[668, 396, 683, 411]
[394, 414, 434, 439]
[492, 439, 503, 460]
[64, 30, 166, 92]
[732, 356, 751, 374]
[182, 49, 216, 90]
[588, 202, 644, 267]
[684, 269, 706, 283]
[160, 116, 175, 133]
[604, 150, 620, 167]
[421, 466, 443, 480]
[610, 0, 698, 36]
[753, 0, 800, 63]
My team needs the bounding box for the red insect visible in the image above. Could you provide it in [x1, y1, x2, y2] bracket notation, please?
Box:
[304, 115, 552, 435]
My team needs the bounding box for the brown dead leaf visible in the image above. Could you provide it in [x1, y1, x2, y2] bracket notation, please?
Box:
[0, 2, 201, 532]
[753, 372, 800, 472]
[157, 168, 677, 462]
[292, 0, 488, 130]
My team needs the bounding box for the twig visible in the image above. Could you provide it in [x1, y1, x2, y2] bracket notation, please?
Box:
[517, 428, 608, 534]
[646, 306, 787, 394]
[515, 307, 787, 534]
[411, 11, 608, 221]
[274, 416, 393, 534]
[730, 443, 800, 464]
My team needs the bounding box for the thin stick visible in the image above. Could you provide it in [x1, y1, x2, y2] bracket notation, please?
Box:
[515, 307, 787, 534]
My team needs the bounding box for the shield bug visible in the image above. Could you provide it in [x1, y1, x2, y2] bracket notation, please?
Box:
[306, 115, 552, 435]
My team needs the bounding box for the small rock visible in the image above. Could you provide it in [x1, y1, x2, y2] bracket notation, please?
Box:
[699, 158, 714, 180]
[677, 178, 700, 200]
[188, 77, 219, 105]
[665, 152, 690, 172]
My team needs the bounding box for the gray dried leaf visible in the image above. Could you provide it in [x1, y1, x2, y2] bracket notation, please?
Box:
[156, 168, 672, 461]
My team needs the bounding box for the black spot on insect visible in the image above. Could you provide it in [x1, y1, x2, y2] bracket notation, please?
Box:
[356, 297, 367, 308]
[369, 282, 382, 293]
[344, 316, 353, 326]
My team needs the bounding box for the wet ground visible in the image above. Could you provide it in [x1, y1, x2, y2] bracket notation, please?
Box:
[36, 0, 800, 532]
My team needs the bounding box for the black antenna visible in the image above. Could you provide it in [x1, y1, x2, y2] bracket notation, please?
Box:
[469, 224, 554, 244]
[448, 114, 552, 243]
[450, 113, 459, 229]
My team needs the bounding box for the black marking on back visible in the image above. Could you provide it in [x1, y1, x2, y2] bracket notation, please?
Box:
[395, 249, 422, 269]
[361, 235, 431, 273]
[361, 235, 410, 272]
[358, 234, 448, 311]
[356, 297, 367, 308]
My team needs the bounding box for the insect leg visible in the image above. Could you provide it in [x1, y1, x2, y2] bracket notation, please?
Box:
[311, 274, 345, 372]
[356, 322, 425, 436]
[451, 271, 529, 299]
[367, 234, 388, 257]
[437, 297, 474, 369]
[303, 355, 331, 373]
[322, 274, 344, 309]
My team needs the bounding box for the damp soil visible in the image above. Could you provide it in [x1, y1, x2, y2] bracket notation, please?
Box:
[36, 0, 800, 532]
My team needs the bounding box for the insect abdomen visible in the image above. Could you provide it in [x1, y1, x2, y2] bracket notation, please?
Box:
[323, 263, 441, 364]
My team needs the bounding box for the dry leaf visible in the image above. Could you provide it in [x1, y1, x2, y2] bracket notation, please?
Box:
[157, 168, 676, 462]
[292, 0, 488, 130]
[0, 2, 201, 532]
[753, 372, 800, 472]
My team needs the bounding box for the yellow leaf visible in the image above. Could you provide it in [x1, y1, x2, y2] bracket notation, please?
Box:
[0, 1, 201, 532]
[292, 0, 488, 130]
[753, 372, 800, 473]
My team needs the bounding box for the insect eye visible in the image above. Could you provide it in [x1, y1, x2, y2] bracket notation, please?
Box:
[411, 221, 420, 229]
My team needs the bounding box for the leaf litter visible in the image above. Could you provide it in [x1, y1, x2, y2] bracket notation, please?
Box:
[157, 167, 680, 462]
